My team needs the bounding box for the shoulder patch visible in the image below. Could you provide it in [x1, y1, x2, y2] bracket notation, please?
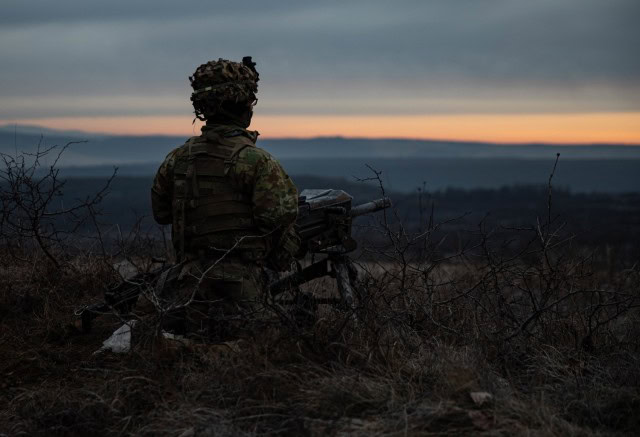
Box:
[242, 147, 264, 165]
[240, 146, 268, 166]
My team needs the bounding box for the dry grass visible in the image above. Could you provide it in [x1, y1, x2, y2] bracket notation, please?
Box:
[3, 132, 638, 435]
[1, 244, 639, 436]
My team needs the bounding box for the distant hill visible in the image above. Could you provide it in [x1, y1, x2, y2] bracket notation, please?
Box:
[2, 124, 639, 193]
[0, 124, 179, 166]
[2, 124, 640, 166]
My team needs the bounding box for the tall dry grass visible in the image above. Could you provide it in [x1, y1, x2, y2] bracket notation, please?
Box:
[1, 147, 639, 435]
[1, 225, 639, 436]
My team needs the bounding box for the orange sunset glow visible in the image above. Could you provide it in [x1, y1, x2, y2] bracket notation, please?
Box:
[4, 112, 640, 144]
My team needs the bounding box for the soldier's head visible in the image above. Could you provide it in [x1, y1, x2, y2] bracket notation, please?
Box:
[189, 57, 259, 127]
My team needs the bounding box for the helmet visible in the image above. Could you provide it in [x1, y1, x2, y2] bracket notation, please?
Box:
[189, 57, 259, 121]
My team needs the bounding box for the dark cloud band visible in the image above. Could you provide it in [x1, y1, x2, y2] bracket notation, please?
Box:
[1, 0, 638, 118]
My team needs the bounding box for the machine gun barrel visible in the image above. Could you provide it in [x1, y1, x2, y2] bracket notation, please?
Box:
[350, 197, 392, 218]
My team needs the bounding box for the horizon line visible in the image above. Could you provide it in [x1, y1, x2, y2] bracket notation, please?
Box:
[3, 123, 640, 148]
[2, 112, 640, 146]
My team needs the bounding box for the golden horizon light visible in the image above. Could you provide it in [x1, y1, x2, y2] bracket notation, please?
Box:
[2, 112, 640, 145]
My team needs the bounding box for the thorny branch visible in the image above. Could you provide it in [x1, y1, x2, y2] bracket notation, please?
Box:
[0, 139, 116, 269]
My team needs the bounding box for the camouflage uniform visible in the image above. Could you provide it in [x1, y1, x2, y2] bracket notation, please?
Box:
[150, 58, 299, 335]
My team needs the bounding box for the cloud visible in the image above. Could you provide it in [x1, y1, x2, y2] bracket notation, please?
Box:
[1, 0, 638, 118]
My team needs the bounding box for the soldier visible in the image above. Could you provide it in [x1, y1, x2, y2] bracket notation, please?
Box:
[151, 57, 300, 338]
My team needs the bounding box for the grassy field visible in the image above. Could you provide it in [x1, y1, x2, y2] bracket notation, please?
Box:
[2, 146, 639, 435]
[1, 226, 639, 436]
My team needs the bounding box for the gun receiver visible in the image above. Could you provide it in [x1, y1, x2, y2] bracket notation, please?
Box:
[296, 189, 391, 255]
[271, 189, 391, 311]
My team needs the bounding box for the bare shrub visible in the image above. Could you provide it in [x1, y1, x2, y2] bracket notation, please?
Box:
[0, 138, 115, 269]
[1, 151, 639, 435]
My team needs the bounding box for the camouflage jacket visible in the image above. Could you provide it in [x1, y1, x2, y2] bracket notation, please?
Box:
[151, 124, 299, 269]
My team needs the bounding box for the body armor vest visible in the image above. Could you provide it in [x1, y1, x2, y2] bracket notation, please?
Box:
[171, 129, 265, 260]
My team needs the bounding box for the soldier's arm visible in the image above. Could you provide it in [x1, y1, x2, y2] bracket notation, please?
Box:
[231, 146, 299, 269]
[241, 149, 299, 269]
[251, 153, 298, 237]
[151, 150, 176, 225]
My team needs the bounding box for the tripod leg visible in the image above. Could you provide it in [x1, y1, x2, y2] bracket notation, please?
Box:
[345, 258, 368, 304]
[333, 259, 355, 310]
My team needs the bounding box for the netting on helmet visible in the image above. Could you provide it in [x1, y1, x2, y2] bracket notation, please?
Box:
[189, 58, 259, 121]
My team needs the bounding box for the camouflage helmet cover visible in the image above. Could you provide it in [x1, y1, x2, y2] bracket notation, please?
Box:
[189, 57, 259, 120]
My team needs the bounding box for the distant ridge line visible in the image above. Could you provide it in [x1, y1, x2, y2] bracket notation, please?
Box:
[1, 123, 639, 148]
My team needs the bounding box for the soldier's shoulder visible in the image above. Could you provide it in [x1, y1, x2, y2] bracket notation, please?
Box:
[179, 135, 203, 150]
[164, 136, 201, 158]
[236, 144, 274, 166]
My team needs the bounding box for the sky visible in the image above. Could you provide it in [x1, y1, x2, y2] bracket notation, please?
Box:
[1, 0, 639, 143]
